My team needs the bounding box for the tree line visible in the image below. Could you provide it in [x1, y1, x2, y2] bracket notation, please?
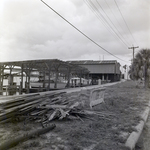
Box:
[128, 48, 150, 88]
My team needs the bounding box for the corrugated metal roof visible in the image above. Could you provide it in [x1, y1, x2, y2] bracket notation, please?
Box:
[68, 60, 121, 74]
[0, 59, 90, 74]
[67, 60, 118, 65]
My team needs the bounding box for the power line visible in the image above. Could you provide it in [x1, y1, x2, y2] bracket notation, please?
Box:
[84, 0, 117, 39]
[95, 0, 130, 46]
[40, 0, 128, 63]
[84, 0, 116, 37]
[114, 0, 138, 45]
[86, 0, 129, 48]
[103, 0, 132, 46]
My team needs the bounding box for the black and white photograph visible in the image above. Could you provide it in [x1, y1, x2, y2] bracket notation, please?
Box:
[0, 0, 150, 149]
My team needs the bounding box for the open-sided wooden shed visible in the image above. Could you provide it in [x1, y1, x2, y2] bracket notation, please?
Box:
[0, 59, 89, 94]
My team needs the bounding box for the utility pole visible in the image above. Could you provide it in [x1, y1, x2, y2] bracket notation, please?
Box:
[128, 46, 139, 80]
[128, 46, 139, 62]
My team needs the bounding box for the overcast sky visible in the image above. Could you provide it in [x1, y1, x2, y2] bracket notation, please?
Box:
[0, 0, 150, 66]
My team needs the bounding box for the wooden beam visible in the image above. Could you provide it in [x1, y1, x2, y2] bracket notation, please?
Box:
[54, 70, 58, 89]
[27, 68, 31, 94]
[43, 71, 45, 88]
[66, 67, 71, 88]
[48, 69, 51, 91]
[0, 124, 56, 150]
[44, 62, 51, 91]
[1, 67, 4, 94]
[54, 63, 60, 89]
[0, 66, 2, 94]
[20, 64, 24, 94]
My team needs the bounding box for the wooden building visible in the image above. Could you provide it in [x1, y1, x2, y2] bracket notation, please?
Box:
[0, 59, 89, 95]
[67, 60, 121, 84]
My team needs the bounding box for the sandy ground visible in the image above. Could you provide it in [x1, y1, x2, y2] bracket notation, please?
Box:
[136, 115, 150, 150]
[0, 80, 150, 150]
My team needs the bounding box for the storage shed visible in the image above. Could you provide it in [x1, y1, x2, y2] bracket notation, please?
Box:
[0, 59, 89, 95]
[68, 60, 121, 84]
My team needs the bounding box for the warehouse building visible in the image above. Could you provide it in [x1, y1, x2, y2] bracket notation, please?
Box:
[68, 60, 121, 84]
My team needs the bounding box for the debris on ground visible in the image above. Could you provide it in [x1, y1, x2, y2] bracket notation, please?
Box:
[0, 81, 149, 150]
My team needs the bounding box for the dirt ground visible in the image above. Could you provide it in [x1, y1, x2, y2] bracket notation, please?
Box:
[135, 113, 150, 150]
[0, 80, 150, 150]
[143, 116, 150, 150]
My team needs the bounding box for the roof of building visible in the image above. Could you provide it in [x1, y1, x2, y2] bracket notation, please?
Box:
[0, 59, 90, 74]
[67, 60, 119, 65]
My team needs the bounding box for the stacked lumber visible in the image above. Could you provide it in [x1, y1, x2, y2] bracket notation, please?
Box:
[0, 91, 67, 124]
[0, 89, 109, 125]
[0, 91, 89, 125]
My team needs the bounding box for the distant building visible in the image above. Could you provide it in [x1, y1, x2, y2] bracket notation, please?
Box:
[68, 60, 121, 83]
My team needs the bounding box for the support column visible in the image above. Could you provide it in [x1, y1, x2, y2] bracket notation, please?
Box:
[0, 66, 2, 94]
[44, 62, 51, 91]
[79, 71, 82, 87]
[1, 67, 4, 95]
[48, 69, 51, 91]
[8, 67, 13, 86]
[54, 70, 58, 89]
[87, 73, 90, 85]
[71, 78, 73, 87]
[20, 64, 24, 94]
[102, 74, 104, 81]
[106, 74, 108, 82]
[114, 62, 117, 82]
[43, 71, 45, 88]
[66, 67, 71, 88]
[1, 68, 4, 90]
[27, 68, 31, 94]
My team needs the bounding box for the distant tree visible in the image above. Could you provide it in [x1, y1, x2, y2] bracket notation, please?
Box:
[128, 49, 150, 88]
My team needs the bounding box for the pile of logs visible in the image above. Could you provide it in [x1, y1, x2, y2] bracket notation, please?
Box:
[0, 91, 87, 125]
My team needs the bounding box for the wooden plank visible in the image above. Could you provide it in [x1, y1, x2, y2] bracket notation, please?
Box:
[0, 98, 44, 121]
[0, 93, 40, 104]
[0, 124, 56, 150]
[0, 90, 68, 123]
[40, 104, 67, 109]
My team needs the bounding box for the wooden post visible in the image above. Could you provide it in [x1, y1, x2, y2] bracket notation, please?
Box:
[106, 74, 108, 82]
[26, 72, 28, 86]
[44, 62, 51, 91]
[128, 46, 139, 62]
[20, 64, 24, 94]
[79, 71, 82, 87]
[54, 70, 58, 89]
[0, 124, 56, 150]
[0, 66, 2, 94]
[27, 68, 31, 94]
[6, 86, 8, 96]
[9, 67, 13, 86]
[1, 67, 4, 95]
[43, 70, 45, 89]
[114, 62, 117, 82]
[87, 73, 89, 85]
[71, 78, 73, 87]
[102, 74, 104, 81]
[48, 69, 51, 91]
[66, 67, 71, 88]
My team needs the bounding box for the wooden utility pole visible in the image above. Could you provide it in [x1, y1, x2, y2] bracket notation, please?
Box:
[128, 46, 139, 62]
[128, 46, 139, 80]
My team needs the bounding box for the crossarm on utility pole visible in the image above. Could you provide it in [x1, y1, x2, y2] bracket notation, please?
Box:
[128, 46, 139, 61]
